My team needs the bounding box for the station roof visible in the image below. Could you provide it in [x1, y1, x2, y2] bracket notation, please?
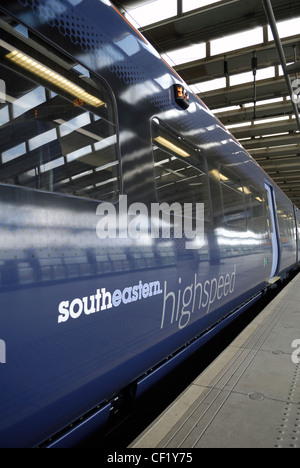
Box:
[112, 0, 300, 207]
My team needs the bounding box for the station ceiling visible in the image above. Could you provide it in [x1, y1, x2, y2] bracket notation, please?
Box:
[112, 0, 300, 207]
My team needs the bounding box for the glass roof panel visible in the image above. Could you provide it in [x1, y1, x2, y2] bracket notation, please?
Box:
[125, 0, 177, 27]
[183, 0, 222, 12]
[191, 77, 226, 94]
[268, 17, 300, 39]
[230, 67, 275, 87]
[211, 29, 264, 55]
[161, 42, 206, 66]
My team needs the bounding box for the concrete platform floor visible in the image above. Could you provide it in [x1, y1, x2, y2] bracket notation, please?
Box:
[131, 274, 300, 449]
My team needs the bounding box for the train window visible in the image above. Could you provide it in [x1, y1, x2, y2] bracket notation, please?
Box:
[247, 186, 266, 233]
[219, 166, 247, 229]
[280, 211, 294, 238]
[152, 119, 210, 220]
[0, 20, 119, 202]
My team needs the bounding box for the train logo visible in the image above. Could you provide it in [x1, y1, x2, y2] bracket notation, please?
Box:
[0, 340, 6, 364]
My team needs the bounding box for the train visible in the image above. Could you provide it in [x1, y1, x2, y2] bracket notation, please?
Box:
[0, 0, 299, 448]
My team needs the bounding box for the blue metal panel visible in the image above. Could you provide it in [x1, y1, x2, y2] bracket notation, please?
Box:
[46, 402, 111, 448]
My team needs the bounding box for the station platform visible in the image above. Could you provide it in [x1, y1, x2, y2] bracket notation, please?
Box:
[130, 273, 300, 449]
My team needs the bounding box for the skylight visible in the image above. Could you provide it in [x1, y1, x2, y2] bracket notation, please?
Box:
[230, 67, 275, 87]
[161, 42, 206, 66]
[212, 105, 241, 114]
[244, 97, 284, 108]
[211, 29, 264, 55]
[190, 77, 226, 94]
[190, 67, 275, 94]
[253, 116, 290, 125]
[226, 122, 252, 130]
[226, 115, 291, 131]
[268, 17, 300, 39]
[125, 0, 177, 28]
[182, 0, 222, 12]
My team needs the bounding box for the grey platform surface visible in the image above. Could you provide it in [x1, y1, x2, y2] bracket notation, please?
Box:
[130, 274, 300, 448]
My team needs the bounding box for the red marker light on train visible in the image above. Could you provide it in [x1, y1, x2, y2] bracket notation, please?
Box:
[174, 84, 190, 109]
[177, 86, 184, 98]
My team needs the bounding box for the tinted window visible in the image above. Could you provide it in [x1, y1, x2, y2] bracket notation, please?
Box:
[0, 27, 119, 202]
[247, 186, 266, 234]
[219, 166, 247, 229]
[152, 119, 210, 219]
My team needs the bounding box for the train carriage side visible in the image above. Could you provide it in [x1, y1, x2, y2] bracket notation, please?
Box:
[272, 185, 298, 276]
[295, 206, 300, 263]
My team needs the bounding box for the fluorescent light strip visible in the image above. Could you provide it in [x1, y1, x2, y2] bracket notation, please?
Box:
[210, 169, 229, 181]
[6, 50, 104, 108]
[154, 136, 190, 158]
[238, 186, 251, 195]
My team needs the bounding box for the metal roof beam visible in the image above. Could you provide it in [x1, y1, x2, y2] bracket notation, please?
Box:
[175, 36, 300, 85]
[262, 0, 300, 133]
[199, 76, 288, 109]
[263, 166, 300, 175]
[259, 156, 300, 167]
[287, 61, 300, 75]
[230, 119, 299, 139]
[136, 0, 300, 52]
[249, 146, 300, 160]
[215, 100, 293, 125]
[243, 133, 300, 149]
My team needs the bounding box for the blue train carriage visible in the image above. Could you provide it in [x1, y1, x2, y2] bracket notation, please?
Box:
[0, 0, 299, 447]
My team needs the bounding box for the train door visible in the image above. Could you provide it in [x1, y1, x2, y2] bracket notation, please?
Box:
[264, 182, 280, 280]
[294, 205, 300, 264]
